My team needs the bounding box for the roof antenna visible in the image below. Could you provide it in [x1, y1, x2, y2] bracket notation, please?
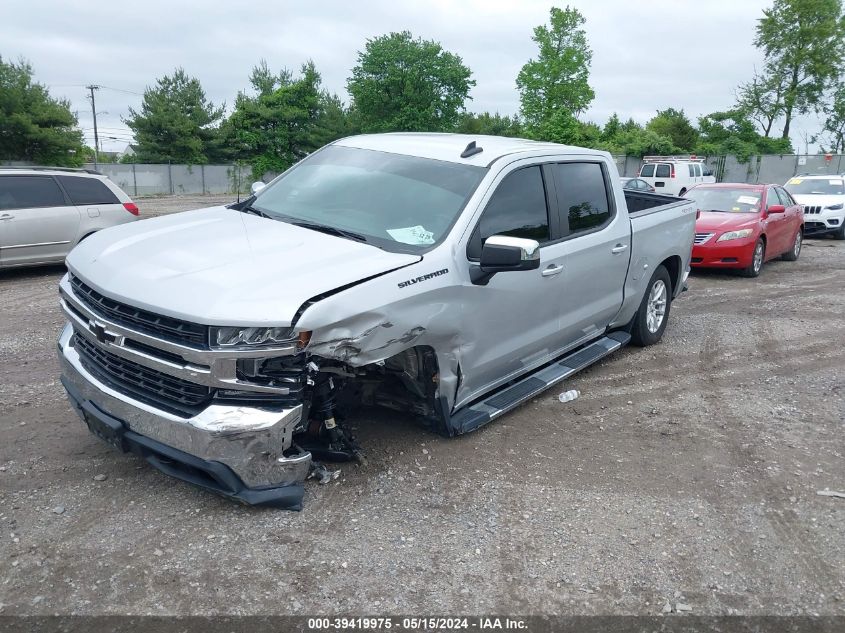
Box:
[461, 141, 483, 158]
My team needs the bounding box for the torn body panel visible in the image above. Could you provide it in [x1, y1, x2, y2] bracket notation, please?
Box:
[298, 254, 466, 421]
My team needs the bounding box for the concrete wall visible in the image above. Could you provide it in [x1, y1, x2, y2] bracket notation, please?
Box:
[623, 154, 844, 184]
[81, 163, 252, 197]
[6, 155, 841, 194]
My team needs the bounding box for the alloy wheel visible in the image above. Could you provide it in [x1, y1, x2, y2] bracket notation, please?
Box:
[646, 280, 667, 333]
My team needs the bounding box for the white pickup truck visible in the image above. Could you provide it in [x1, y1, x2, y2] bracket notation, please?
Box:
[57, 134, 695, 509]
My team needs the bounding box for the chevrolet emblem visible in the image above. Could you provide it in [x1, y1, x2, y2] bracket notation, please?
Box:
[89, 321, 116, 345]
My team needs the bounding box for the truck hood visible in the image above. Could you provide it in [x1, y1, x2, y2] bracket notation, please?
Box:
[695, 211, 760, 232]
[66, 206, 421, 326]
[790, 194, 845, 208]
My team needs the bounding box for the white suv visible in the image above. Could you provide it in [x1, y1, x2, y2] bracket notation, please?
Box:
[638, 156, 716, 197]
[0, 167, 139, 269]
[783, 174, 845, 239]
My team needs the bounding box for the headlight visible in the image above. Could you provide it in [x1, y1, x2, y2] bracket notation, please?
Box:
[825, 203, 844, 210]
[717, 229, 754, 242]
[211, 326, 300, 349]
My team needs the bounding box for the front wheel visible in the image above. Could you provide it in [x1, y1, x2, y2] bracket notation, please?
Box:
[781, 229, 802, 261]
[741, 239, 765, 277]
[834, 223, 845, 241]
[631, 266, 672, 347]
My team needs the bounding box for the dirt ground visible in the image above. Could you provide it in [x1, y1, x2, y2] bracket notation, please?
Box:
[0, 194, 843, 616]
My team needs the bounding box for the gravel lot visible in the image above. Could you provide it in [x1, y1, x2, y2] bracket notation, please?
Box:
[0, 194, 843, 616]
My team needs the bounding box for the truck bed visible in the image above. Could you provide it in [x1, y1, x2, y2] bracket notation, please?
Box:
[624, 190, 688, 216]
[608, 190, 697, 330]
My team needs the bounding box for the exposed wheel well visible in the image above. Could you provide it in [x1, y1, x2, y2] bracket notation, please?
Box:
[659, 255, 682, 296]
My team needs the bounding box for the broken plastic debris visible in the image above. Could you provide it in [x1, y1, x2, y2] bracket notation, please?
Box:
[308, 462, 341, 485]
[816, 489, 845, 499]
[558, 390, 580, 403]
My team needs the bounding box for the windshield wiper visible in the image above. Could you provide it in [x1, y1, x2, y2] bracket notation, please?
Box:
[239, 204, 271, 219]
[291, 220, 369, 243]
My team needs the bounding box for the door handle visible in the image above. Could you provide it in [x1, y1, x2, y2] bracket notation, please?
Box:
[611, 244, 628, 254]
[0, 213, 14, 220]
[541, 264, 564, 277]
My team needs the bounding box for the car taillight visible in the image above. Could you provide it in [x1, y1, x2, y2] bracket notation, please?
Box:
[123, 202, 139, 216]
[670, 165, 676, 178]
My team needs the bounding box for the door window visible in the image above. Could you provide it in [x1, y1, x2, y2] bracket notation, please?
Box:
[655, 164, 671, 178]
[56, 176, 120, 205]
[467, 166, 549, 259]
[552, 162, 612, 236]
[775, 187, 792, 207]
[766, 187, 780, 209]
[688, 164, 695, 177]
[0, 176, 66, 211]
[694, 164, 702, 177]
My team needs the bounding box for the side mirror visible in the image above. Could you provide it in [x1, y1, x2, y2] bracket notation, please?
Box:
[471, 235, 540, 285]
[767, 204, 785, 214]
[251, 181, 266, 195]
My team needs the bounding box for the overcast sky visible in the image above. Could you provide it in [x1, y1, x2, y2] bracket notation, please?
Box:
[0, 0, 822, 153]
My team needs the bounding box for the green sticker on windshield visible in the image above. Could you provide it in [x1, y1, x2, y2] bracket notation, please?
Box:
[386, 225, 435, 245]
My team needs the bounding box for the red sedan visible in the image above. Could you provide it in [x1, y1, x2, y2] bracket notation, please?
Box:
[687, 183, 804, 277]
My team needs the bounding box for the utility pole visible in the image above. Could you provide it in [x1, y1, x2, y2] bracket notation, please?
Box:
[86, 85, 100, 168]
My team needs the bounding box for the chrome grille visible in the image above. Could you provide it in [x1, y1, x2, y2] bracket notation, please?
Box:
[73, 331, 211, 417]
[802, 205, 821, 215]
[70, 275, 208, 348]
[694, 232, 714, 245]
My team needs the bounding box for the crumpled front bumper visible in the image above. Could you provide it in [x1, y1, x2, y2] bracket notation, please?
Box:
[58, 324, 312, 509]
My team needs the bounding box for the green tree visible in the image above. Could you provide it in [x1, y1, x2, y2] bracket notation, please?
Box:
[125, 68, 225, 164]
[736, 71, 788, 137]
[601, 113, 622, 143]
[516, 6, 594, 133]
[0, 56, 84, 166]
[753, 0, 845, 140]
[613, 128, 678, 157]
[697, 109, 792, 161]
[347, 31, 475, 132]
[314, 90, 358, 147]
[646, 108, 699, 151]
[224, 60, 325, 177]
[455, 112, 522, 137]
[819, 80, 845, 152]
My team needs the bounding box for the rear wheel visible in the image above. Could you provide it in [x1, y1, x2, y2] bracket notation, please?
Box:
[781, 229, 802, 261]
[678, 188, 687, 197]
[741, 239, 765, 277]
[631, 266, 672, 347]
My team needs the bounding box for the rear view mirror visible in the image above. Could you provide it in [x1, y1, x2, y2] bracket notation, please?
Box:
[471, 235, 540, 285]
[251, 181, 266, 195]
[767, 204, 785, 214]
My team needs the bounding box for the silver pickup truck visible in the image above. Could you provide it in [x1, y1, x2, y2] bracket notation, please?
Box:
[57, 134, 695, 509]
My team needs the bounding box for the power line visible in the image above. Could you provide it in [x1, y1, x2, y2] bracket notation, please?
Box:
[99, 85, 144, 97]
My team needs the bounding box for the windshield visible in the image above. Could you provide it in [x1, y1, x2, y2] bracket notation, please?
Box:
[688, 188, 762, 213]
[784, 177, 845, 196]
[250, 145, 486, 252]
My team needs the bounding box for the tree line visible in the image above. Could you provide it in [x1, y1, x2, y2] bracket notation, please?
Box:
[2, 0, 843, 172]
